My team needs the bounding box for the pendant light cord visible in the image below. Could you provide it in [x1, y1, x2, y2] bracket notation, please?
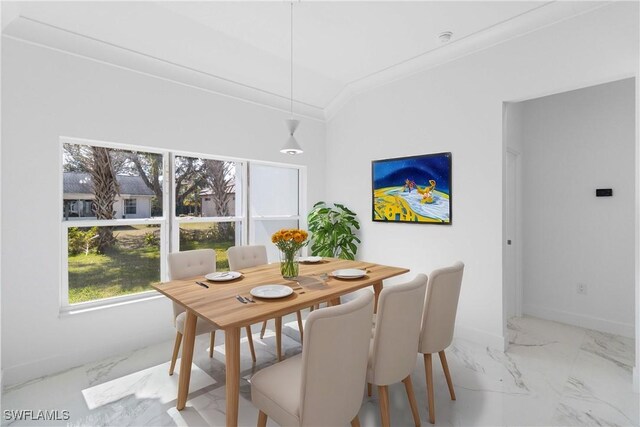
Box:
[290, 1, 294, 120]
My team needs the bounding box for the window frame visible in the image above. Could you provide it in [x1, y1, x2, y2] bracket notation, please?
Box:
[59, 137, 307, 311]
[59, 137, 170, 311]
[123, 198, 137, 215]
[170, 151, 248, 252]
[63, 199, 95, 219]
[248, 160, 308, 259]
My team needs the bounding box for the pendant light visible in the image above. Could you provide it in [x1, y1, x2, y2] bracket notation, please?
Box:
[280, 2, 303, 155]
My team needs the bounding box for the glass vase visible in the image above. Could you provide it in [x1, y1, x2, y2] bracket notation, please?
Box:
[279, 250, 299, 279]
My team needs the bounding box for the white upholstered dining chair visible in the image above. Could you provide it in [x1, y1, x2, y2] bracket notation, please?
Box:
[167, 249, 256, 376]
[419, 261, 464, 424]
[367, 274, 427, 427]
[227, 245, 305, 360]
[251, 292, 374, 427]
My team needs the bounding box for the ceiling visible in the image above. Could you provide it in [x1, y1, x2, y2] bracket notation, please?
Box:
[2, 1, 607, 120]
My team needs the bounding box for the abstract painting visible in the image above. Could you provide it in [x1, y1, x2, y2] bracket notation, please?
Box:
[372, 152, 452, 224]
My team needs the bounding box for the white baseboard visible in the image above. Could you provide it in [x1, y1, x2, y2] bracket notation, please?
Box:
[454, 324, 506, 351]
[523, 304, 635, 338]
[2, 353, 83, 390]
[2, 330, 173, 389]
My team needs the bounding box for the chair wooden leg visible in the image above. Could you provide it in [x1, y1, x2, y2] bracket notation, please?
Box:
[275, 316, 283, 361]
[169, 332, 182, 376]
[403, 375, 421, 427]
[296, 310, 304, 344]
[439, 350, 456, 400]
[351, 415, 361, 427]
[367, 383, 372, 397]
[373, 281, 382, 313]
[209, 331, 215, 358]
[246, 326, 257, 363]
[257, 410, 267, 427]
[177, 313, 197, 410]
[424, 353, 435, 424]
[378, 385, 390, 427]
[260, 320, 268, 339]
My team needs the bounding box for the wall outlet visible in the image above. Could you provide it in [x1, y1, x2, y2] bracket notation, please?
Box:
[577, 283, 588, 295]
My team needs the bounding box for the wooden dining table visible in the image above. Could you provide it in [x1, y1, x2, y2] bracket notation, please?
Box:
[152, 258, 409, 427]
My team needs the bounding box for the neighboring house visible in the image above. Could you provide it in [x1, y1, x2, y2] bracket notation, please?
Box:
[63, 172, 155, 220]
[199, 185, 236, 217]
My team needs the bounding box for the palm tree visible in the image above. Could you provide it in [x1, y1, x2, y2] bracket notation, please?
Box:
[87, 147, 119, 253]
[64, 144, 119, 253]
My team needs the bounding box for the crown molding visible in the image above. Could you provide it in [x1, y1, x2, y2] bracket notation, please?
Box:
[2, 15, 326, 122]
[2, 2, 611, 124]
[324, 1, 611, 121]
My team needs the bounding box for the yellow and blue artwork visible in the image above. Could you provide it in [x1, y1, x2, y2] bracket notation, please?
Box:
[372, 152, 452, 224]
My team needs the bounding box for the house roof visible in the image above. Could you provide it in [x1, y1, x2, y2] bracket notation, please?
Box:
[63, 172, 155, 196]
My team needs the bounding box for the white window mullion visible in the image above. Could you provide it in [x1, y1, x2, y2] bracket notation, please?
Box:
[169, 152, 179, 253]
[61, 218, 165, 228]
[298, 167, 308, 256]
[241, 160, 249, 246]
[175, 216, 245, 224]
[161, 151, 171, 281]
[60, 227, 70, 309]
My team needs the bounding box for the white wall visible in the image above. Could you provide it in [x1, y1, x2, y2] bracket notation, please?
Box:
[119, 196, 152, 219]
[518, 79, 635, 337]
[503, 101, 526, 327]
[0, 38, 326, 385]
[504, 102, 525, 153]
[325, 2, 638, 349]
[0, 5, 3, 391]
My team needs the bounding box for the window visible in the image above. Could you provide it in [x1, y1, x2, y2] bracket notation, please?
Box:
[63, 199, 94, 218]
[62, 140, 167, 306]
[124, 199, 137, 215]
[249, 163, 305, 261]
[173, 155, 242, 271]
[66, 225, 162, 304]
[61, 138, 305, 308]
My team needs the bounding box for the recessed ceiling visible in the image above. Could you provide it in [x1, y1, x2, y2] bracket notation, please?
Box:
[2, 1, 607, 120]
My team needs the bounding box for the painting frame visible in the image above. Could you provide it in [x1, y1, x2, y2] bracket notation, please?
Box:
[371, 152, 452, 224]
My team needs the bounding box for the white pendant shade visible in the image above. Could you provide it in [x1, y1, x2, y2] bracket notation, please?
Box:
[280, 134, 303, 155]
[285, 118, 299, 135]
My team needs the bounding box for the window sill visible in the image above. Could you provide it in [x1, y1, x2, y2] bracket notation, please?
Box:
[59, 291, 164, 317]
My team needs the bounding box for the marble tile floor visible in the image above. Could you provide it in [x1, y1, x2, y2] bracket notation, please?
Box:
[1, 315, 637, 426]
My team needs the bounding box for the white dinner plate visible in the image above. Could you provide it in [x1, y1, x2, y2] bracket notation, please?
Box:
[331, 269, 367, 279]
[205, 271, 242, 282]
[299, 256, 323, 263]
[250, 285, 294, 299]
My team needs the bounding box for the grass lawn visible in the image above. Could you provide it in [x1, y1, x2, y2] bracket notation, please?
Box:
[68, 245, 160, 303]
[68, 225, 233, 304]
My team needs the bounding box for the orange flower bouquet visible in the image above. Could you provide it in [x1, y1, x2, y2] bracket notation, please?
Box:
[271, 228, 309, 278]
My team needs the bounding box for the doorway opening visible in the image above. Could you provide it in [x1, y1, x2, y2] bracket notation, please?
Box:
[502, 78, 636, 349]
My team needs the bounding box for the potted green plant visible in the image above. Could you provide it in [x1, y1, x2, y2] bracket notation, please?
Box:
[307, 201, 361, 260]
